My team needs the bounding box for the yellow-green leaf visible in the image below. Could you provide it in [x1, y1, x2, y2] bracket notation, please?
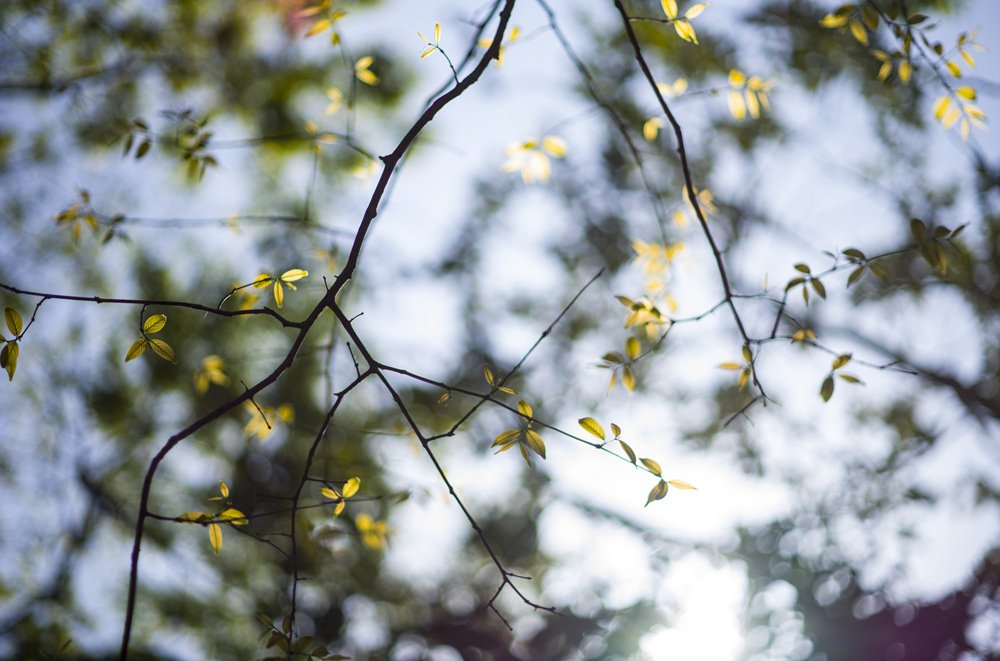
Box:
[642, 117, 663, 142]
[661, 0, 678, 19]
[578, 417, 605, 440]
[208, 522, 223, 555]
[685, 2, 707, 20]
[149, 338, 176, 363]
[645, 479, 668, 506]
[820, 376, 835, 402]
[342, 477, 361, 498]
[718, 362, 742, 371]
[832, 353, 852, 369]
[280, 268, 308, 283]
[4, 307, 23, 336]
[619, 439, 637, 464]
[483, 363, 495, 386]
[143, 314, 167, 334]
[626, 336, 640, 361]
[219, 481, 230, 498]
[219, 508, 248, 525]
[492, 429, 521, 447]
[610, 423, 622, 438]
[933, 95, 951, 120]
[273, 281, 284, 307]
[673, 19, 697, 44]
[305, 19, 331, 37]
[819, 13, 848, 28]
[622, 367, 636, 392]
[321, 486, 342, 500]
[640, 457, 662, 476]
[848, 19, 868, 46]
[1, 341, 17, 381]
[517, 400, 533, 418]
[956, 86, 976, 101]
[125, 338, 148, 362]
[667, 479, 697, 490]
[524, 429, 546, 459]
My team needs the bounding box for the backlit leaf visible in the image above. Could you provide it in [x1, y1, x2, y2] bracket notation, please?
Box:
[4, 307, 23, 336]
[1, 342, 17, 380]
[208, 523, 223, 555]
[685, 3, 707, 20]
[280, 268, 308, 283]
[622, 367, 636, 391]
[149, 339, 176, 363]
[661, 0, 678, 19]
[619, 439, 637, 464]
[321, 487, 341, 500]
[525, 429, 546, 459]
[305, 19, 331, 37]
[517, 400, 533, 418]
[668, 479, 697, 490]
[832, 354, 852, 369]
[125, 338, 148, 362]
[626, 336, 640, 361]
[820, 376, 835, 402]
[640, 457, 662, 476]
[610, 423, 622, 438]
[849, 19, 868, 46]
[578, 417, 605, 440]
[143, 314, 167, 333]
[483, 363, 495, 386]
[342, 477, 361, 498]
[219, 508, 247, 525]
[645, 479, 668, 506]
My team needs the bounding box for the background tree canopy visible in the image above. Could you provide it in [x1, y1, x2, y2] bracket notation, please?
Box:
[1, 0, 998, 659]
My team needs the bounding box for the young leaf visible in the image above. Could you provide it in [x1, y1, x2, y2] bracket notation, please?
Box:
[208, 522, 223, 555]
[219, 508, 248, 525]
[619, 439, 637, 465]
[640, 457, 662, 476]
[4, 307, 23, 336]
[280, 268, 308, 283]
[667, 479, 697, 490]
[622, 367, 636, 392]
[820, 376, 835, 402]
[125, 338, 148, 362]
[832, 353, 852, 369]
[492, 428, 521, 447]
[626, 336, 640, 361]
[321, 487, 342, 500]
[645, 479, 668, 506]
[578, 417, 605, 440]
[143, 314, 167, 333]
[342, 477, 361, 498]
[219, 481, 230, 498]
[517, 400, 533, 419]
[610, 422, 622, 438]
[483, 363, 495, 386]
[524, 429, 546, 459]
[273, 281, 284, 308]
[1, 341, 17, 381]
[149, 338, 177, 363]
